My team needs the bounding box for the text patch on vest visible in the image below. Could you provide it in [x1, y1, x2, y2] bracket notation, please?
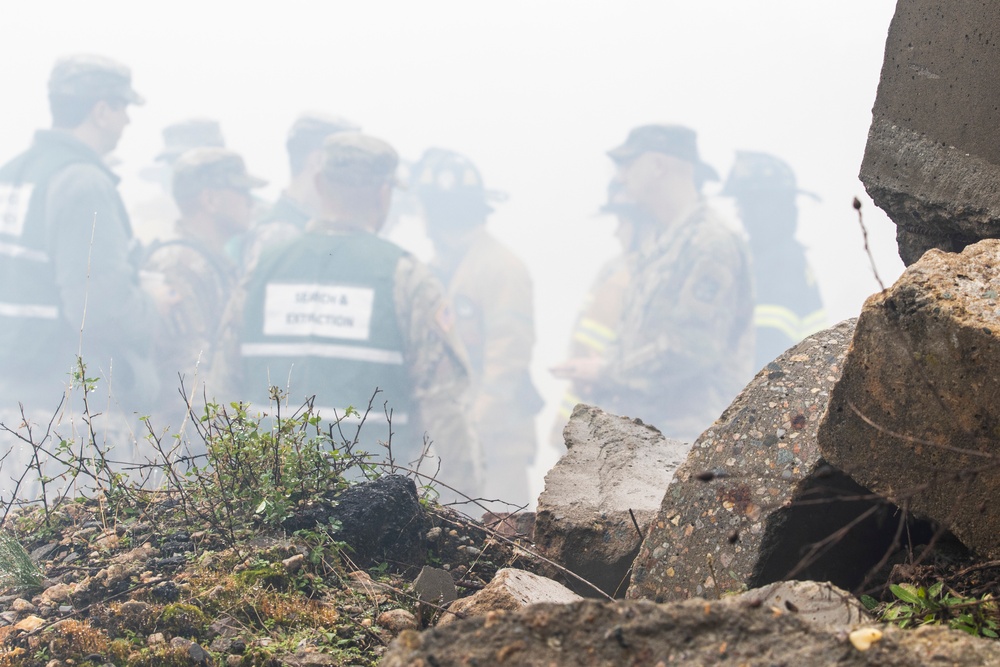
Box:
[263, 283, 375, 340]
[0, 183, 33, 238]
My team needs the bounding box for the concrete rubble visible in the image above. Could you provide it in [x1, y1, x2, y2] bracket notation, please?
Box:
[818, 239, 1000, 557]
[533, 404, 690, 597]
[383, 581, 1000, 667]
[627, 320, 909, 602]
[438, 568, 582, 627]
[860, 0, 1000, 265]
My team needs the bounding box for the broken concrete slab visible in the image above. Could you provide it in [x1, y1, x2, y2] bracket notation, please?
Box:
[627, 320, 910, 602]
[860, 0, 1000, 265]
[383, 584, 1000, 666]
[818, 240, 1000, 557]
[533, 404, 691, 597]
[438, 568, 581, 627]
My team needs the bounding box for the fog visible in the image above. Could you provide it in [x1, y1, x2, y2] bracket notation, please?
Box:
[0, 1, 901, 497]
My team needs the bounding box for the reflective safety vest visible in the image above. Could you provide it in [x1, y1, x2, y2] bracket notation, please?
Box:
[239, 231, 416, 434]
[0, 133, 109, 376]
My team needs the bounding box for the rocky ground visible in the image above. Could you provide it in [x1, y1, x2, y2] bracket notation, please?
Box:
[0, 479, 543, 667]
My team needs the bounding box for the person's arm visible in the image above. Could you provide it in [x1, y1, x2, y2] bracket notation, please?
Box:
[394, 255, 481, 496]
[46, 164, 158, 347]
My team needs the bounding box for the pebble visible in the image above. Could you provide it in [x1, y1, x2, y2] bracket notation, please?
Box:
[10, 599, 35, 613]
[376, 609, 417, 633]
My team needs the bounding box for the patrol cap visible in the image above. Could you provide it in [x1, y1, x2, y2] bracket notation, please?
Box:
[287, 112, 361, 155]
[172, 147, 267, 203]
[608, 124, 719, 182]
[48, 54, 144, 105]
[320, 133, 398, 187]
[156, 118, 226, 163]
[721, 150, 820, 200]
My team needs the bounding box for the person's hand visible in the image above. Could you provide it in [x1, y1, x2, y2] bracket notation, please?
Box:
[549, 357, 605, 383]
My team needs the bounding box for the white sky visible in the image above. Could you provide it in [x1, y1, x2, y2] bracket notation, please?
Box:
[1, 1, 901, 496]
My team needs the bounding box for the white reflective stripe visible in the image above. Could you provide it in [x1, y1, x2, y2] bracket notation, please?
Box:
[240, 342, 404, 365]
[0, 301, 58, 319]
[314, 405, 409, 425]
[0, 241, 49, 263]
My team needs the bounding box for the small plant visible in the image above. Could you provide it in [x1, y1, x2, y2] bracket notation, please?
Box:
[866, 581, 1000, 638]
[0, 531, 43, 592]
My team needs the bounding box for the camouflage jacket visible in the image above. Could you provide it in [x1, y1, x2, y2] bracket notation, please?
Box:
[144, 235, 238, 402]
[594, 202, 755, 441]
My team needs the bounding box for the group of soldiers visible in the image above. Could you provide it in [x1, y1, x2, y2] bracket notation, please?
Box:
[0, 53, 826, 506]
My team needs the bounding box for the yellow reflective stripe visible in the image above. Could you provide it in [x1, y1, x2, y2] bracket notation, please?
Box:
[755, 304, 830, 341]
[579, 318, 617, 342]
[572, 331, 610, 352]
[754, 304, 801, 341]
[799, 309, 828, 338]
[572, 317, 618, 353]
[558, 391, 581, 419]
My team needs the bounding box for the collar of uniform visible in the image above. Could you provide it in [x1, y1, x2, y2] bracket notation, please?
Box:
[305, 217, 371, 235]
[32, 129, 120, 184]
[638, 199, 709, 261]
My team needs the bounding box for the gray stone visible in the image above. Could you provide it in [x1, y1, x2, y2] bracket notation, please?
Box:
[438, 568, 582, 627]
[818, 240, 1000, 557]
[860, 0, 1000, 265]
[413, 566, 456, 605]
[383, 585, 1000, 667]
[628, 320, 907, 601]
[534, 404, 690, 597]
[282, 475, 428, 572]
[29, 543, 58, 562]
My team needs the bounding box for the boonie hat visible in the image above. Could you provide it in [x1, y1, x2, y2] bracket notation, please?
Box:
[172, 148, 267, 202]
[48, 54, 144, 105]
[608, 124, 719, 183]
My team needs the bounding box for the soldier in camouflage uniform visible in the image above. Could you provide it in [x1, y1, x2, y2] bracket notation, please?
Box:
[721, 151, 827, 371]
[235, 113, 360, 272]
[131, 118, 227, 244]
[552, 125, 754, 442]
[212, 134, 481, 500]
[143, 148, 265, 423]
[412, 148, 542, 507]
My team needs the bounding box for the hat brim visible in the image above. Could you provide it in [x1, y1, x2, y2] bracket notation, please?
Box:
[697, 162, 720, 183]
[231, 174, 268, 190]
[606, 144, 638, 164]
[121, 88, 145, 106]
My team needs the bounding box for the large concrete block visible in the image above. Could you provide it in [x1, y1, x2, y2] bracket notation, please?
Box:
[534, 404, 691, 597]
[860, 0, 1000, 265]
[628, 320, 907, 602]
[818, 239, 1000, 557]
